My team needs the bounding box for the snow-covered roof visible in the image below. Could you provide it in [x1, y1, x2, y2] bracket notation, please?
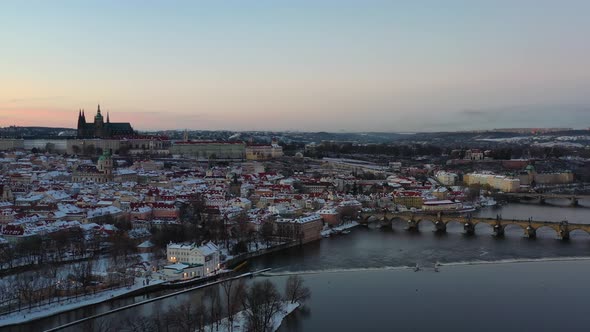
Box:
[137, 240, 154, 248]
[87, 206, 123, 218]
[163, 263, 189, 271]
[198, 241, 219, 256]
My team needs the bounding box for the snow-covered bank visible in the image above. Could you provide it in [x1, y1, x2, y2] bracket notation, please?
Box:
[205, 301, 300, 332]
[321, 221, 359, 237]
[0, 277, 164, 327]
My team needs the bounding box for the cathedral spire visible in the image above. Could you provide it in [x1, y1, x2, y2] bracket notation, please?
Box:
[97, 104, 101, 115]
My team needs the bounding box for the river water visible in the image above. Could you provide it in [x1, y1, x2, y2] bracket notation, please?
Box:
[3, 200, 590, 332]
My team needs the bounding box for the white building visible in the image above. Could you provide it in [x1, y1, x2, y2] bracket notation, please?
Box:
[464, 149, 484, 160]
[164, 241, 220, 281]
[436, 171, 458, 186]
[422, 200, 463, 212]
[389, 162, 402, 172]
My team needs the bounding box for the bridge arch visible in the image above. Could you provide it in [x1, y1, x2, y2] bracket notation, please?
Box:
[474, 222, 493, 234]
[390, 216, 406, 223]
[535, 225, 560, 238]
[416, 218, 437, 226]
[361, 215, 377, 224]
[568, 228, 590, 239]
[443, 219, 469, 233]
[502, 223, 526, 231]
[443, 219, 466, 226]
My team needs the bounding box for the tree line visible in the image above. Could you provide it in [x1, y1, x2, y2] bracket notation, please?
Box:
[87, 275, 311, 332]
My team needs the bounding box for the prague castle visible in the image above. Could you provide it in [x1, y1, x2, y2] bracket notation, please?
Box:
[77, 105, 135, 139]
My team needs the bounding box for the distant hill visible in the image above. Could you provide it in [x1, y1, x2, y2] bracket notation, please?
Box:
[0, 126, 76, 138]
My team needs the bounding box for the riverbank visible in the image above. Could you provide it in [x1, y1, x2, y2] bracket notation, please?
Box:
[321, 221, 359, 237]
[206, 301, 300, 332]
[39, 270, 270, 332]
[224, 241, 302, 268]
[0, 277, 165, 328]
[0, 239, 299, 329]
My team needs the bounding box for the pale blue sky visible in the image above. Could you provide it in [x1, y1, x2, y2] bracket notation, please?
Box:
[1, 1, 589, 131]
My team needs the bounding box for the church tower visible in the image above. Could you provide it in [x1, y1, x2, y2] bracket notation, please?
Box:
[95, 104, 104, 137]
[97, 149, 113, 182]
[77, 109, 85, 136]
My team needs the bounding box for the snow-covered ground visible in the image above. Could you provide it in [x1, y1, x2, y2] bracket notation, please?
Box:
[205, 301, 300, 332]
[0, 277, 164, 328]
[321, 221, 359, 237]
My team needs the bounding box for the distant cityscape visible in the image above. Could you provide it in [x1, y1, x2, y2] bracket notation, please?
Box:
[0, 108, 589, 329]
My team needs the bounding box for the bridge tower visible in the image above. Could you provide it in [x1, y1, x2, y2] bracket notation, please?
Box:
[464, 214, 475, 235]
[492, 215, 504, 237]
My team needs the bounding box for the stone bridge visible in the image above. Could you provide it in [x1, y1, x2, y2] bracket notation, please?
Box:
[360, 211, 590, 240]
[500, 193, 590, 206]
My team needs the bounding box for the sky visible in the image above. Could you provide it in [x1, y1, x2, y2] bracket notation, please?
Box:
[1, 0, 590, 132]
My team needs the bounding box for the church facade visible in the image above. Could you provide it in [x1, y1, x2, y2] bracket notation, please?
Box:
[72, 150, 114, 183]
[77, 105, 135, 139]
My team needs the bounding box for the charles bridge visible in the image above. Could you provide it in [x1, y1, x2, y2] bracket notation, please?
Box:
[499, 192, 590, 207]
[359, 210, 590, 240]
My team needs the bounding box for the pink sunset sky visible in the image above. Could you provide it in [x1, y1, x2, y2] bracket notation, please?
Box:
[2, 1, 590, 132]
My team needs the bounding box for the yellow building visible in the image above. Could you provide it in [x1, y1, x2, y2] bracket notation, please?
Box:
[464, 173, 520, 192]
[393, 192, 424, 208]
[245, 144, 284, 160]
[170, 141, 245, 160]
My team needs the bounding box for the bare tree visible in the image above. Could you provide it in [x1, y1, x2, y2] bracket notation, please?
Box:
[204, 285, 222, 331]
[14, 275, 35, 310]
[261, 220, 275, 247]
[242, 280, 284, 332]
[221, 278, 246, 332]
[285, 275, 311, 304]
[72, 260, 94, 287]
[167, 302, 198, 332]
[83, 318, 115, 332]
[194, 300, 208, 332]
[121, 316, 156, 332]
[0, 244, 15, 269]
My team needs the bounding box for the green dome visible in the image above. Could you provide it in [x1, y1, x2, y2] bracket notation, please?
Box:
[98, 150, 111, 161]
[525, 164, 535, 172]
